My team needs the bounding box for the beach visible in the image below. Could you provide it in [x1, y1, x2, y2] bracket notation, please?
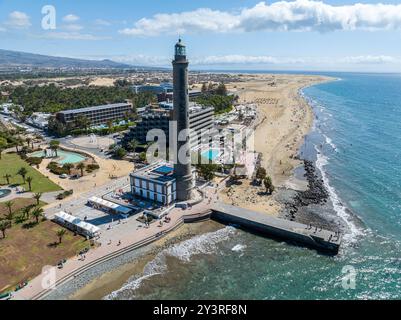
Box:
[220, 73, 334, 216]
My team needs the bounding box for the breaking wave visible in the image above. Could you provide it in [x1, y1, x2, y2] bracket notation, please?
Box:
[104, 226, 237, 300]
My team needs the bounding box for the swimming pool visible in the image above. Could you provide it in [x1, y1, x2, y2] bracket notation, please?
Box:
[30, 150, 87, 165]
[201, 149, 220, 161]
[0, 189, 11, 199]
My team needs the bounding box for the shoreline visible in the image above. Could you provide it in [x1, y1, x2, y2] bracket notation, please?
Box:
[51, 221, 224, 300]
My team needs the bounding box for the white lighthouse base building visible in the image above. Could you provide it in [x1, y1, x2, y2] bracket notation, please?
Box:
[130, 162, 196, 206]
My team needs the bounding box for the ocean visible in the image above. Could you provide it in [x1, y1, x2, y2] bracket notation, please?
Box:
[106, 73, 401, 300]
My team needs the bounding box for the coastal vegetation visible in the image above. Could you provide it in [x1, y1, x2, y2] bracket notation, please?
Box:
[0, 197, 87, 294]
[196, 163, 220, 181]
[263, 176, 275, 195]
[197, 82, 238, 115]
[48, 116, 136, 137]
[0, 153, 61, 193]
[9, 84, 154, 116]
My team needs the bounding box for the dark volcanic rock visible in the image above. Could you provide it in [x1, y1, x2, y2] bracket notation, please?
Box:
[280, 160, 337, 230]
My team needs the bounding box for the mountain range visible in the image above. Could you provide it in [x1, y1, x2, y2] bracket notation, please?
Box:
[0, 49, 132, 69]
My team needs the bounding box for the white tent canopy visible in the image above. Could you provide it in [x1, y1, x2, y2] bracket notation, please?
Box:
[54, 211, 100, 237]
[88, 196, 132, 215]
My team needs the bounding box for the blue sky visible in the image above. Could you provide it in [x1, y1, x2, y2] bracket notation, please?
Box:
[1, 0, 401, 72]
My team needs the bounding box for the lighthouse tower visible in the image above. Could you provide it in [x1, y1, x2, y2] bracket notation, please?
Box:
[172, 39, 193, 201]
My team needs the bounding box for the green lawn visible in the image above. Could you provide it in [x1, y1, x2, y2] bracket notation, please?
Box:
[0, 199, 89, 294]
[0, 153, 62, 193]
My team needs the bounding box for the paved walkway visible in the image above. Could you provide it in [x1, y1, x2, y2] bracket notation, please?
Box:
[0, 187, 60, 203]
[12, 185, 219, 300]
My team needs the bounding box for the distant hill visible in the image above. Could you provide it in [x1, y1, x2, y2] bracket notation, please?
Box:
[0, 49, 131, 69]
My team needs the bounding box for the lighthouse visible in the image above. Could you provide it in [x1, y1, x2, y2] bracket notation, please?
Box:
[172, 39, 193, 201]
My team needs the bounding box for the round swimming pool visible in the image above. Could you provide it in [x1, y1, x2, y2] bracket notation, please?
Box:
[0, 189, 11, 199]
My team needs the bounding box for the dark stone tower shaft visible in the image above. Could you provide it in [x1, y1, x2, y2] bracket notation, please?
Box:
[172, 39, 193, 201]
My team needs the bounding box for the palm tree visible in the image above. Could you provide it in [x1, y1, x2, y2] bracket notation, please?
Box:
[107, 120, 114, 134]
[0, 137, 7, 160]
[75, 115, 91, 133]
[26, 137, 31, 148]
[128, 139, 138, 153]
[76, 163, 85, 177]
[3, 174, 12, 185]
[33, 193, 42, 205]
[63, 163, 74, 175]
[56, 229, 67, 244]
[14, 137, 23, 153]
[26, 176, 33, 191]
[22, 205, 33, 220]
[49, 140, 60, 157]
[17, 167, 28, 184]
[31, 207, 44, 224]
[4, 201, 13, 217]
[0, 220, 11, 239]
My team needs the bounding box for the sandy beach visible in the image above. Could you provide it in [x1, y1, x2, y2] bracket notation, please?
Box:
[219, 73, 333, 215]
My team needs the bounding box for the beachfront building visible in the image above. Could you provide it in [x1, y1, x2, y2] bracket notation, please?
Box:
[124, 103, 214, 149]
[125, 109, 171, 146]
[56, 102, 132, 127]
[130, 162, 197, 205]
[130, 162, 177, 205]
[189, 105, 214, 148]
[133, 82, 173, 95]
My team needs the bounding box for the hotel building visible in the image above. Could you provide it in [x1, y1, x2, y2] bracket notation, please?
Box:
[124, 103, 214, 149]
[56, 102, 132, 127]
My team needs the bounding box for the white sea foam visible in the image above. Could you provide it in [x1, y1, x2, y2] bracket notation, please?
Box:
[323, 134, 339, 152]
[231, 244, 247, 252]
[314, 146, 363, 244]
[104, 226, 237, 300]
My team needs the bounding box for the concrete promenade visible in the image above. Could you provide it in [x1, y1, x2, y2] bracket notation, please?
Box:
[12, 185, 341, 300]
[211, 203, 341, 254]
[12, 186, 216, 300]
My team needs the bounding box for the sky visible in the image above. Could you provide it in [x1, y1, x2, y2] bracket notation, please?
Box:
[1, 0, 401, 72]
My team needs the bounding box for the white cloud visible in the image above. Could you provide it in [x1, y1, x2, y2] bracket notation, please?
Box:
[340, 55, 398, 64]
[63, 14, 80, 23]
[0, 27, 6, 32]
[192, 55, 306, 65]
[119, 0, 401, 36]
[5, 11, 31, 29]
[119, 8, 237, 36]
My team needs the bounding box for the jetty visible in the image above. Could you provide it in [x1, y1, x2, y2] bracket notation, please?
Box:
[211, 203, 341, 255]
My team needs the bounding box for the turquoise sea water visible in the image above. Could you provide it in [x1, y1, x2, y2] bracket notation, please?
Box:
[107, 73, 401, 300]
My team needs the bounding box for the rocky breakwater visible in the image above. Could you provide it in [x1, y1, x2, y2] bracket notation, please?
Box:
[281, 160, 338, 231]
